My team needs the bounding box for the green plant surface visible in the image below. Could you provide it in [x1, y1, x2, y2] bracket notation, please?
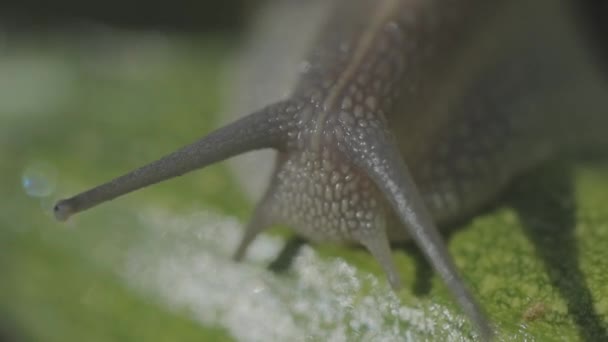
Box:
[1, 33, 607, 341]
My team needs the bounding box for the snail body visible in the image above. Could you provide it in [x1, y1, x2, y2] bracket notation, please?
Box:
[54, 0, 608, 338]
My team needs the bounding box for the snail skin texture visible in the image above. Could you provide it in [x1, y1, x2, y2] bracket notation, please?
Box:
[53, 0, 608, 339]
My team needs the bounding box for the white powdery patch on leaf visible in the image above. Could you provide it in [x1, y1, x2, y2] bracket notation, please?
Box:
[124, 207, 473, 341]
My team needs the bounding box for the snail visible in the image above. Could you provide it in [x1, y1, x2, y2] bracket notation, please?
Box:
[53, 0, 608, 339]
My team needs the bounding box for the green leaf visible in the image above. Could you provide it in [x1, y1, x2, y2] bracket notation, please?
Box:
[1, 34, 606, 341]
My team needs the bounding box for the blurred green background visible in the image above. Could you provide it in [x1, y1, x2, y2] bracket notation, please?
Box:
[1, 1, 608, 341]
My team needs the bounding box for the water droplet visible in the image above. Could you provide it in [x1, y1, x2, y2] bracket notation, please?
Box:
[22, 162, 57, 198]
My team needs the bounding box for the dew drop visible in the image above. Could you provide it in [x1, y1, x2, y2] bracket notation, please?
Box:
[22, 162, 57, 198]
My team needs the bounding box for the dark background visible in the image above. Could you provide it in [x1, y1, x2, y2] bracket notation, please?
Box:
[0, 0, 606, 64]
[0, 0, 254, 31]
[0, 0, 606, 40]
